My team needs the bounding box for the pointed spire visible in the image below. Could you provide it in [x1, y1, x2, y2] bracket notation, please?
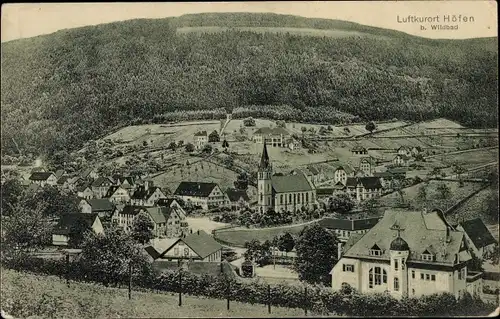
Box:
[259, 141, 271, 171]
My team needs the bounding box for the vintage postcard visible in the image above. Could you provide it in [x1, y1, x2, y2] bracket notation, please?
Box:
[1, 1, 498, 318]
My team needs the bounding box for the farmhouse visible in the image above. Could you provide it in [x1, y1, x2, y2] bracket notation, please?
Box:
[330, 209, 480, 300]
[157, 198, 187, 216]
[80, 168, 99, 180]
[157, 230, 223, 262]
[359, 157, 377, 175]
[52, 213, 104, 246]
[56, 176, 74, 191]
[333, 165, 355, 185]
[104, 185, 131, 204]
[252, 127, 290, 147]
[411, 146, 423, 156]
[76, 185, 94, 199]
[319, 217, 381, 243]
[112, 205, 143, 232]
[393, 154, 411, 167]
[130, 183, 167, 207]
[258, 142, 317, 213]
[174, 182, 228, 210]
[193, 131, 208, 150]
[397, 146, 412, 157]
[29, 172, 58, 187]
[162, 206, 189, 238]
[343, 177, 383, 202]
[91, 177, 115, 199]
[226, 188, 251, 210]
[456, 218, 497, 259]
[351, 146, 368, 155]
[373, 171, 403, 190]
[79, 198, 115, 218]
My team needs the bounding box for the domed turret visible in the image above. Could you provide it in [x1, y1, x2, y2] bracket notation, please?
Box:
[390, 236, 409, 251]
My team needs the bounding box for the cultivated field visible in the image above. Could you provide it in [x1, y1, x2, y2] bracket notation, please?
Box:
[0, 268, 305, 318]
[446, 186, 498, 225]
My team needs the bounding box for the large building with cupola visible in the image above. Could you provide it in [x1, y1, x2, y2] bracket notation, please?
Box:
[257, 142, 317, 213]
[330, 209, 484, 299]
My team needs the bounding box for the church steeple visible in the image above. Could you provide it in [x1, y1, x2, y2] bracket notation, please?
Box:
[259, 141, 271, 171]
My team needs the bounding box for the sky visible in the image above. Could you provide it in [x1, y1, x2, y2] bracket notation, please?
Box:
[1, 1, 498, 42]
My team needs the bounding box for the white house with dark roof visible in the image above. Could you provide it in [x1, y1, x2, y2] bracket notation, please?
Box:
[333, 164, 355, 185]
[359, 157, 377, 175]
[393, 154, 411, 167]
[456, 218, 498, 259]
[343, 177, 383, 202]
[29, 172, 58, 187]
[174, 182, 228, 210]
[226, 189, 250, 210]
[194, 131, 208, 150]
[52, 213, 104, 246]
[130, 183, 167, 207]
[351, 146, 368, 155]
[257, 142, 317, 213]
[252, 127, 290, 147]
[104, 185, 131, 204]
[91, 177, 115, 199]
[79, 198, 115, 218]
[397, 146, 412, 157]
[330, 209, 480, 300]
[157, 198, 187, 216]
[156, 230, 223, 262]
[76, 185, 94, 199]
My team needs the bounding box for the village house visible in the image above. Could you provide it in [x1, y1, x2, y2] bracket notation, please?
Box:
[29, 172, 58, 187]
[316, 188, 334, 201]
[76, 185, 94, 200]
[342, 177, 383, 202]
[163, 206, 189, 238]
[91, 177, 115, 199]
[157, 198, 187, 216]
[397, 146, 413, 157]
[104, 185, 131, 204]
[330, 209, 480, 300]
[351, 146, 368, 155]
[287, 138, 301, 150]
[226, 188, 251, 210]
[319, 217, 381, 243]
[140, 207, 168, 238]
[359, 157, 377, 175]
[156, 230, 223, 262]
[112, 174, 137, 191]
[174, 182, 228, 210]
[130, 182, 167, 206]
[252, 127, 290, 147]
[258, 142, 317, 213]
[411, 146, 423, 157]
[456, 218, 498, 259]
[393, 154, 411, 167]
[54, 169, 65, 180]
[80, 168, 99, 180]
[373, 171, 399, 189]
[112, 205, 143, 232]
[56, 176, 74, 191]
[52, 213, 104, 246]
[333, 165, 355, 186]
[79, 198, 115, 219]
[193, 131, 209, 150]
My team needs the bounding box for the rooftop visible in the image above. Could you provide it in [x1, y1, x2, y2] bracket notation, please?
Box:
[272, 171, 314, 193]
[174, 182, 218, 198]
[459, 218, 497, 249]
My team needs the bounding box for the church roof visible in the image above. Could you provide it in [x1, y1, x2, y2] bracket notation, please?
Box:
[259, 142, 271, 170]
[272, 171, 314, 193]
[343, 210, 468, 266]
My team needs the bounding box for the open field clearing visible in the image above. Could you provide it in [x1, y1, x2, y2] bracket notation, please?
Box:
[433, 148, 498, 169]
[186, 217, 231, 234]
[377, 180, 483, 212]
[0, 268, 305, 318]
[176, 26, 386, 39]
[446, 186, 498, 225]
[214, 219, 322, 247]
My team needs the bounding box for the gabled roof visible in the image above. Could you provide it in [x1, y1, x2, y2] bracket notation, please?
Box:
[459, 218, 497, 249]
[112, 174, 136, 185]
[57, 176, 69, 185]
[84, 199, 115, 212]
[76, 184, 92, 192]
[194, 131, 208, 137]
[254, 127, 289, 136]
[316, 188, 334, 196]
[272, 171, 314, 193]
[343, 210, 467, 266]
[104, 185, 120, 198]
[80, 168, 96, 178]
[319, 217, 380, 231]
[157, 198, 182, 208]
[174, 182, 218, 197]
[307, 165, 321, 175]
[346, 177, 358, 188]
[398, 146, 411, 151]
[144, 207, 167, 224]
[334, 164, 354, 174]
[360, 157, 377, 166]
[160, 230, 222, 259]
[53, 213, 99, 235]
[144, 246, 161, 260]
[120, 205, 145, 216]
[226, 189, 250, 202]
[131, 186, 163, 200]
[351, 145, 367, 152]
[357, 177, 383, 189]
[333, 182, 346, 190]
[55, 170, 65, 178]
[91, 177, 114, 187]
[29, 172, 54, 181]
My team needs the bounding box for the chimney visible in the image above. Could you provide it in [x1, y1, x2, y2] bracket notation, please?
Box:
[197, 230, 200, 235]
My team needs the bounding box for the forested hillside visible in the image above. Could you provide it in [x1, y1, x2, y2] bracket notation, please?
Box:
[1, 13, 498, 158]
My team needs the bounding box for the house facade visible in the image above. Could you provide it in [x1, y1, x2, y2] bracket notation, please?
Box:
[104, 185, 131, 204]
[226, 189, 251, 210]
[257, 142, 317, 213]
[174, 182, 228, 210]
[351, 146, 368, 155]
[29, 172, 58, 187]
[194, 131, 208, 150]
[334, 165, 355, 186]
[77, 186, 94, 200]
[130, 184, 167, 207]
[330, 210, 479, 300]
[397, 146, 412, 157]
[393, 154, 411, 167]
[344, 177, 383, 202]
[359, 157, 376, 175]
[79, 198, 115, 218]
[91, 177, 115, 199]
[252, 127, 290, 147]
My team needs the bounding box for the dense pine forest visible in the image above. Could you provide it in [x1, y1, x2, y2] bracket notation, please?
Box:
[1, 13, 498, 158]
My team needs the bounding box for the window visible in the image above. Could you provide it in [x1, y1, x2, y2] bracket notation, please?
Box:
[421, 254, 434, 261]
[369, 267, 387, 288]
[431, 274, 436, 281]
[289, 194, 292, 202]
[394, 260, 399, 271]
[425, 274, 430, 281]
[280, 194, 284, 204]
[412, 270, 415, 279]
[343, 264, 354, 272]
[370, 249, 382, 256]
[420, 273, 424, 280]
[394, 278, 399, 291]
[342, 231, 346, 237]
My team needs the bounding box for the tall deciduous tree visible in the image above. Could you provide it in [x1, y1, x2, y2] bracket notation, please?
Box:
[365, 121, 376, 134]
[1, 179, 24, 217]
[294, 224, 339, 285]
[184, 143, 195, 153]
[277, 232, 295, 257]
[437, 183, 452, 200]
[328, 193, 355, 214]
[25, 185, 79, 218]
[208, 130, 220, 143]
[130, 213, 154, 244]
[68, 216, 93, 248]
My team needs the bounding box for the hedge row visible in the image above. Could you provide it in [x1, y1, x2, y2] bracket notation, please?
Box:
[3, 256, 496, 317]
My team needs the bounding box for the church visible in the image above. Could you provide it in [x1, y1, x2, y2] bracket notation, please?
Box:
[257, 142, 317, 213]
[330, 209, 483, 299]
